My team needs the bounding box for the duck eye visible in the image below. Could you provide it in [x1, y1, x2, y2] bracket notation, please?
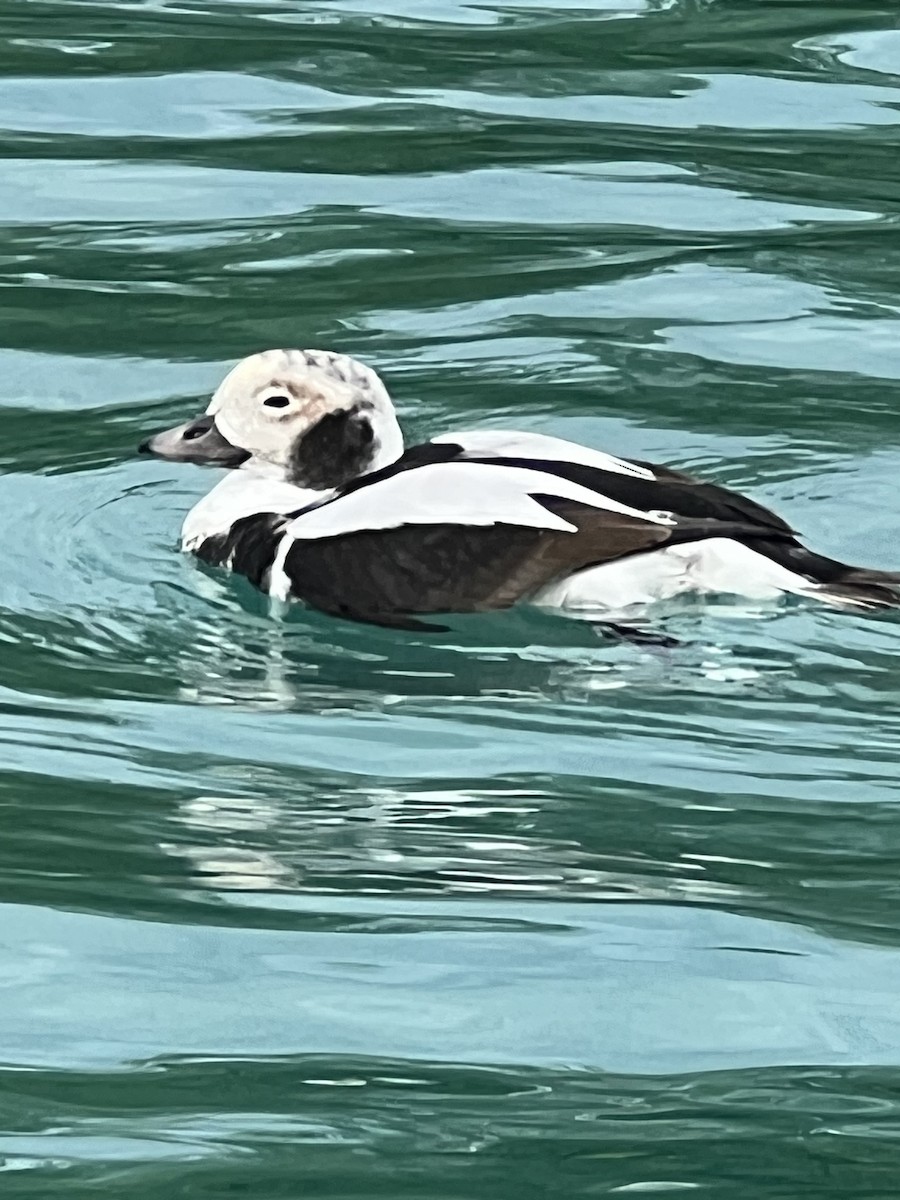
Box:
[263, 395, 291, 409]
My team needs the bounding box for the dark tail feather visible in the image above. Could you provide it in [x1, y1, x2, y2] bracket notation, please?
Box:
[745, 538, 900, 611]
[815, 566, 900, 611]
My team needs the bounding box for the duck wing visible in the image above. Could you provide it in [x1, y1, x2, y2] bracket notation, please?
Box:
[435, 429, 793, 537]
[280, 458, 793, 629]
[471, 456, 794, 537]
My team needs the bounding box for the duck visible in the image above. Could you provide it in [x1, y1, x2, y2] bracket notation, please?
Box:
[139, 348, 900, 631]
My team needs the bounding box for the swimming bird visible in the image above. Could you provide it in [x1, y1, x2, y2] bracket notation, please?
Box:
[139, 348, 900, 631]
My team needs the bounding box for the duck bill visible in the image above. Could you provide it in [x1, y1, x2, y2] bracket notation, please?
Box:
[138, 414, 250, 467]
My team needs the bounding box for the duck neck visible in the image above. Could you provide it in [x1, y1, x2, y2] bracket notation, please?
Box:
[366, 406, 404, 473]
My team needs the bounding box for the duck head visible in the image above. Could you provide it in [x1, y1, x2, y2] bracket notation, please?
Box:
[139, 349, 405, 488]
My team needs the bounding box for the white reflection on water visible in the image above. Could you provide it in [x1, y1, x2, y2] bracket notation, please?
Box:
[160, 783, 749, 906]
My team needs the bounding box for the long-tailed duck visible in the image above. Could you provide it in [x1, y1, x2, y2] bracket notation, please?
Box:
[139, 348, 900, 631]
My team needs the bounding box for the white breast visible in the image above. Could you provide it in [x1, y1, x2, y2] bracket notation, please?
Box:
[181, 470, 325, 551]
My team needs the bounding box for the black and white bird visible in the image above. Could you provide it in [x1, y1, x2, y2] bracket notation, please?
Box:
[139, 348, 900, 631]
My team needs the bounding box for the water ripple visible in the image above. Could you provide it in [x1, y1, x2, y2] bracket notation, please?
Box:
[2, 0, 900, 1195]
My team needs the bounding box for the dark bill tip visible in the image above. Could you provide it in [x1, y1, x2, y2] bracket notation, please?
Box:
[138, 414, 250, 467]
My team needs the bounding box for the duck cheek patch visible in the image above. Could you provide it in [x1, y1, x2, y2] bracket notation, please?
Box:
[287, 405, 376, 490]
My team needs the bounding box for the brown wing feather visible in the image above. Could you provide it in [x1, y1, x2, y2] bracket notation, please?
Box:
[476, 503, 673, 608]
[285, 490, 799, 628]
[284, 502, 673, 623]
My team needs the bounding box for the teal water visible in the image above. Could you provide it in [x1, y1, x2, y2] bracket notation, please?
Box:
[2, 0, 900, 1193]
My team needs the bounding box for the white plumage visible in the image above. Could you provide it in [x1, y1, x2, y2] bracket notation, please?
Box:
[286, 460, 673, 541]
[181, 469, 322, 551]
[534, 537, 820, 614]
[137, 349, 900, 628]
[431, 429, 655, 480]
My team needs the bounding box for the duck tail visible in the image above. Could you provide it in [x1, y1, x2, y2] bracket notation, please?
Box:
[748, 538, 900, 610]
[814, 564, 900, 611]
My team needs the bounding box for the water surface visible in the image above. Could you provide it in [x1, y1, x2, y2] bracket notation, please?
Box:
[2, 0, 900, 1194]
